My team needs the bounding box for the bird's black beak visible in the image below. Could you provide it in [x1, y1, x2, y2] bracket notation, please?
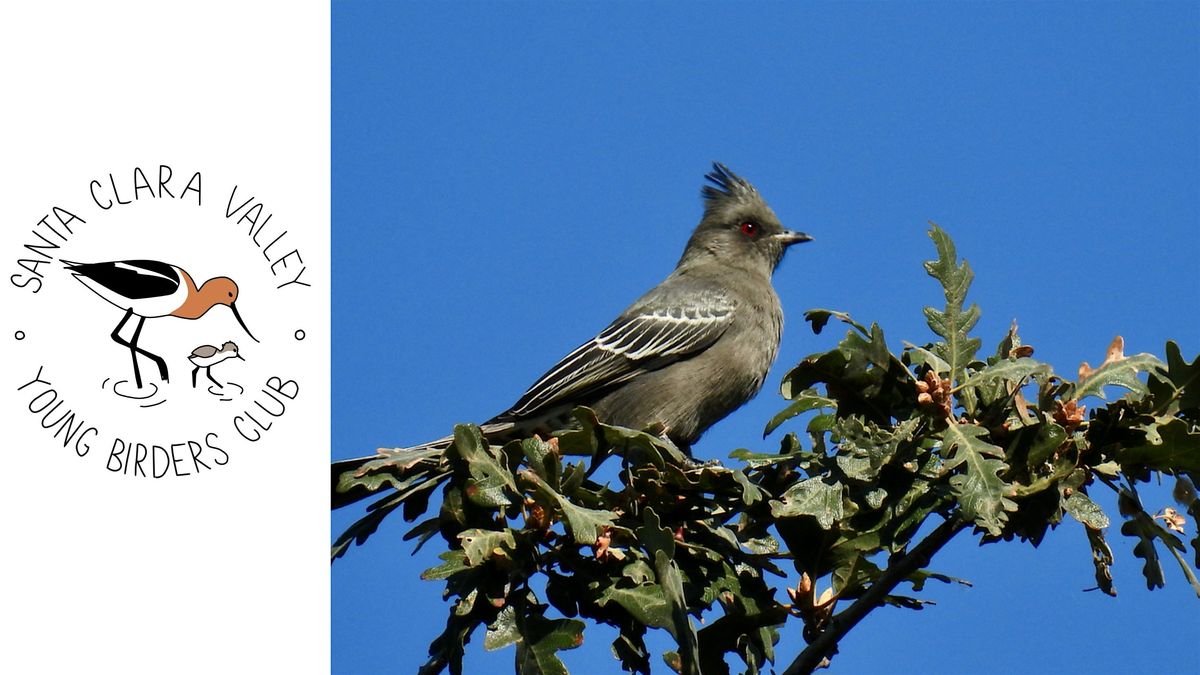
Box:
[230, 302, 260, 343]
[775, 230, 814, 246]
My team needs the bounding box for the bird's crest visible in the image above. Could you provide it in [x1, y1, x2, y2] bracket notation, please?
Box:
[701, 162, 760, 214]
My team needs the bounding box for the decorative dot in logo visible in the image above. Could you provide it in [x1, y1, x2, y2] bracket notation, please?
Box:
[295, 329, 306, 341]
[15, 330, 26, 340]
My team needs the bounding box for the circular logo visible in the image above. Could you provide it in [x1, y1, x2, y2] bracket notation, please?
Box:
[8, 164, 316, 479]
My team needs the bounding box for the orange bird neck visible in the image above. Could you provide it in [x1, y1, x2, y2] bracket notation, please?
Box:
[173, 272, 219, 319]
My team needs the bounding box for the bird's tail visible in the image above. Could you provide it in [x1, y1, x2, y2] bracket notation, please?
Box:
[332, 420, 517, 509]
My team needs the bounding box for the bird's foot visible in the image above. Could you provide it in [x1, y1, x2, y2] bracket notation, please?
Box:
[679, 456, 723, 471]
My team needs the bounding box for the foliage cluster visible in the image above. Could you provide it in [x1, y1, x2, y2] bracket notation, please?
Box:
[332, 225, 1200, 674]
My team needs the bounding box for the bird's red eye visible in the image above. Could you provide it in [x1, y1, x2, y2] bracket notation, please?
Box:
[739, 222, 759, 237]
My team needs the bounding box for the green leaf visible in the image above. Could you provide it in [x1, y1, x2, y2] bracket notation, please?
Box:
[403, 516, 443, 555]
[922, 223, 982, 390]
[515, 616, 586, 675]
[1117, 486, 1167, 592]
[1121, 510, 1168, 591]
[1118, 488, 1200, 597]
[770, 477, 844, 529]
[1165, 544, 1200, 599]
[449, 424, 517, 507]
[458, 528, 517, 567]
[832, 417, 919, 483]
[654, 551, 701, 673]
[764, 389, 835, 437]
[881, 595, 936, 610]
[331, 491, 407, 562]
[992, 320, 1022, 360]
[611, 628, 651, 675]
[804, 308, 870, 337]
[1174, 477, 1200, 569]
[522, 470, 617, 546]
[1119, 418, 1200, 472]
[555, 407, 603, 457]
[732, 469, 766, 506]
[419, 610, 480, 675]
[904, 342, 951, 374]
[808, 412, 837, 434]
[560, 461, 586, 495]
[635, 508, 676, 559]
[421, 550, 471, 581]
[905, 568, 973, 591]
[332, 445, 450, 512]
[1147, 340, 1200, 414]
[521, 436, 561, 485]
[1025, 422, 1068, 473]
[1084, 525, 1116, 596]
[940, 421, 1016, 535]
[601, 422, 692, 467]
[847, 323, 894, 371]
[864, 488, 888, 510]
[835, 452, 873, 483]
[828, 531, 883, 573]
[743, 534, 780, 556]
[1063, 491, 1110, 530]
[600, 582, 674, 631]
[621, 560, 656, 585]
[832, 553, 882, 597]
[484, 607, 519, 651]
[729, 434, 815, 467]
[331, 471, 452, 561]
[956, 357, 1051, 391]
[1073, 338, 1163, 401]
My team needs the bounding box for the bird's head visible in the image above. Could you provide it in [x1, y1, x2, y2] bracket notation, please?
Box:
[196, 277, 259, 343]
[678, 163, 811, 274]
[202, 277, 240, 307]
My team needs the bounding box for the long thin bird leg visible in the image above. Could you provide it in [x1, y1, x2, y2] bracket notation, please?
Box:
[192, 366, 200, 388]
[128, 315, 169, 383]
[206, 368, 222, 388]
[109, 309, 143, 388]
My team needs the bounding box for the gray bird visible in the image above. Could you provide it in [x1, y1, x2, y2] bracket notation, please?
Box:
[333, 163, 811, 508]
[189, 341, 243, 388]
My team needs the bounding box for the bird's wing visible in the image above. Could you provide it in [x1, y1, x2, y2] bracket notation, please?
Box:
[506, 285, 735, 417]
[66, 260, 180, 299]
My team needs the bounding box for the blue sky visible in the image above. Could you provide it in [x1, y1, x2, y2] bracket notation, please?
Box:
[333, 2, 1199, 673]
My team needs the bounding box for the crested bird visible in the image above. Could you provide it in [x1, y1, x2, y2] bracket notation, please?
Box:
[64, 260, 259, 388]
[189, 341, 244, 388]
[333, 163, 811, 508]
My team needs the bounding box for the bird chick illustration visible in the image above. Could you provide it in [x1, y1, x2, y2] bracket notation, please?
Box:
[189, 341, 244, 388]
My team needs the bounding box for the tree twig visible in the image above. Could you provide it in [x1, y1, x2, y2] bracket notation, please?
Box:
[782, 515, 969, 675]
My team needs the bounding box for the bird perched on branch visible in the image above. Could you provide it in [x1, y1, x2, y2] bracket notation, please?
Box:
[333, 163, 811, 508]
